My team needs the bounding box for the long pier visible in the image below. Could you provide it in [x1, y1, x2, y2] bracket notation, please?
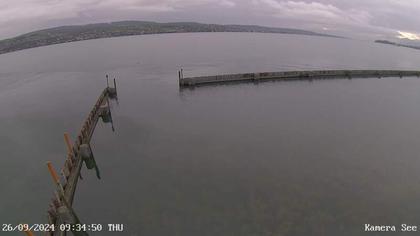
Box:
[179, 70, 420, 87]
[41, 79, 118, 236]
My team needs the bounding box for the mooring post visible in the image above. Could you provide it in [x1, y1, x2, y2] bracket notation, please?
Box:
[113, 78, 117, 95]
[106, 96, 115, 132]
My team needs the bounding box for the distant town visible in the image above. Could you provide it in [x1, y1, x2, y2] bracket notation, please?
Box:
[0, 21, 341, 55]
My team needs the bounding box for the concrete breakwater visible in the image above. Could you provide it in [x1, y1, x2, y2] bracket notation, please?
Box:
[179, 70, 420, 87]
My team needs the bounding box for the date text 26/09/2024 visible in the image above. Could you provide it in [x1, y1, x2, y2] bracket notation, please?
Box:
[1, 223, 124, 232]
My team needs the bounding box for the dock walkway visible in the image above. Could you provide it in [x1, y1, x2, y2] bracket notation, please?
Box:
[179, 70, 420, 87]
[43, 79, 117, 236]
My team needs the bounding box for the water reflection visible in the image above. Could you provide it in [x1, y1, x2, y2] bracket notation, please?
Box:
[3, 33, 420, 235]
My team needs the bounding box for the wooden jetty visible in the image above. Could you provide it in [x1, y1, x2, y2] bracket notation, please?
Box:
[41, 78, 118, 236]
[178, 70, 420, 87]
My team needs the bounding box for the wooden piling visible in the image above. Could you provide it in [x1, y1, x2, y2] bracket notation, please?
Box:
[47, 162, 59, 185]
[64, 133, 73, 155]
[24, 229, 35, 236]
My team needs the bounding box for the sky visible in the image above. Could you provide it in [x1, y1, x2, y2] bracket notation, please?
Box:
[1, 0, 420, 41]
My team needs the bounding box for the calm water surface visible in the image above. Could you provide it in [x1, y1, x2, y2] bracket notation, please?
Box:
[2, 33, 420, 235]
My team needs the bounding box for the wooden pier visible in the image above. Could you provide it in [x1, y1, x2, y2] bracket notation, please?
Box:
[43, 78, 118, 236]
[178, 70, 420, 87]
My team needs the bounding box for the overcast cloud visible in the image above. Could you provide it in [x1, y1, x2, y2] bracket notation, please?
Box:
[1, 0, 420, 40]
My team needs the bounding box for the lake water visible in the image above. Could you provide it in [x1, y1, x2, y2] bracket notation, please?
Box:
[2, 33, 420, 235]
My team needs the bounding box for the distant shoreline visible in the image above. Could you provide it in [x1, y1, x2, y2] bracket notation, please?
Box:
[0, 21, 342, 55]
[375, 39, 420, 51]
